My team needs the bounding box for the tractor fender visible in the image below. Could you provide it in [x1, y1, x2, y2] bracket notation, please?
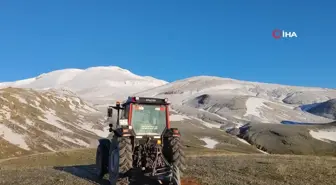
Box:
[163, 128, 181, 137]
[98, 138, 111, 152]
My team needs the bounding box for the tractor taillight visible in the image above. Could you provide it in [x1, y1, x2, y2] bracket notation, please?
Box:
[172, 129, 180, 136]
[131, 97, 139, 102]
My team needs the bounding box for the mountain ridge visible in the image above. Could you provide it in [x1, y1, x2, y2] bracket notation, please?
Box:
[1, 66, 336, 127]
[1, 66, 336, 158]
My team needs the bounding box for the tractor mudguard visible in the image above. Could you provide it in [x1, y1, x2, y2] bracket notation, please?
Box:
[98, 138, 111, 152]
[163, 128, 181, 137]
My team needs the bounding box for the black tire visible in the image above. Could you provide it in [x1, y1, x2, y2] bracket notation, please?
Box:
[119, 137, 133, 174]
[96, 144, 108, 179]
[171, 165, 181, 185]
[109, 137, 133, 185]
[163, 136, 186, 175]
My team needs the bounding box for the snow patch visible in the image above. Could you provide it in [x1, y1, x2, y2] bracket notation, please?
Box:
[0, 124, 30, 150]
[50, 98, 57, 104]
[236, 137, 269, 154]
[199, 108, 228, 120]
[236, 137, 250, 145]
[76, 122, 110, 138]
[40, 110, 73, 133]
[69, 102, 77, 110]
[234, 122, 246, 127]
[192, 117, 221, 128]
[200, 84, 244, 92]
[82, 104, 97, 112]
[29, 100, 44, 111]
[257, 149, 269, 154]
[62, 136, 90, 147]
[200, 137, 218, 149]
[42, 144, 56, 152]
[309, 129, 336, 143]
[170, 114, 191, 121]
[25, 119, 34, 126]
[11, 94, 28, 104]
[244, 97, 268, 117]
[189, 122, 206, 129]
[14, 121, 29, 130]
[0, 106, 11, 119]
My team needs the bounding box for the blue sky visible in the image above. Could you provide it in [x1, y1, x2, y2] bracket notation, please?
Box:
[0, 0, 335, 88]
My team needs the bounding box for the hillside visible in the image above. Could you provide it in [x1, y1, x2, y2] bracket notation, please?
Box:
[0, 148, 335, 185]
[235, 122, 336, 155]
[170, 112, 336, 156]
[306, 99, 336, 119]
[0, 87, 107, 159]
[136, 76, 336, 129]
[134, 75, 336, 155]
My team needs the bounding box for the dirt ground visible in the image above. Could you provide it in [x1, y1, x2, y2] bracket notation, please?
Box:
[0, 149, 335, 185]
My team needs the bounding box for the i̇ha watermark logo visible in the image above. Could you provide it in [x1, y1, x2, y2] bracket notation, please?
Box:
[272, 29, 298, 39]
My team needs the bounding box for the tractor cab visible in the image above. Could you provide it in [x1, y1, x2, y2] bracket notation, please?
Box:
[107, 96, 172, 138]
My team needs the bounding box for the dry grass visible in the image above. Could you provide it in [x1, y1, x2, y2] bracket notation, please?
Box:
[170, 120, 262, 154]
[185, 154, 336, 185]
[0, 139, 32, 159]
[0, 148, 335, 185]
[241, 123, 336, 156]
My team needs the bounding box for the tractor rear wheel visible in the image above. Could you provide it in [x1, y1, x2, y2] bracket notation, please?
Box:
[164, 136, 186, 175]
[171, 165, 181, 185]
[109, 137, 133, 185]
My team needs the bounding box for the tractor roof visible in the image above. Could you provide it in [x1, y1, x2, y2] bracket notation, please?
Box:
[123, 96, 170, 105]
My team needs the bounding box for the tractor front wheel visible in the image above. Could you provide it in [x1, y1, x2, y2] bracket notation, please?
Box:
[96, 144, 108, 179]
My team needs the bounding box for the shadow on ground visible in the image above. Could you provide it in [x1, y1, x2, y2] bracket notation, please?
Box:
[54, 165, 110, 185]
[54, 164, 164, 185]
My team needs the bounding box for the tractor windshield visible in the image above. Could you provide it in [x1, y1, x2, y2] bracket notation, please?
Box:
[130, 104, 167, 135]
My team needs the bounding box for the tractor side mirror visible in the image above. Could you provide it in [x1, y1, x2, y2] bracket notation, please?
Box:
[107, 107, 113, 117]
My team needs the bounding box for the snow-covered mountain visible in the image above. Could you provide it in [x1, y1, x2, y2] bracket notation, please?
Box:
[0, 66, 167, 107]
[0, 87, 107, 158]
[2, 67, 336, 127]
[136, 76, 336, 129]
[1, 67, 335, 129]
[1, 67, 336, 156]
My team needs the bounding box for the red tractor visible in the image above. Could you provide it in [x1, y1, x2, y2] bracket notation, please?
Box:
[95, 96, 185, 185]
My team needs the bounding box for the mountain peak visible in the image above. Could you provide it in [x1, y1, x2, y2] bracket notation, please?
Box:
[0, 66, 167, 104]
[85, 66, 130, 73]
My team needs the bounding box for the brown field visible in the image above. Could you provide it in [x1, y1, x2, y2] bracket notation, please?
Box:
[0, 148, 335, 185]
